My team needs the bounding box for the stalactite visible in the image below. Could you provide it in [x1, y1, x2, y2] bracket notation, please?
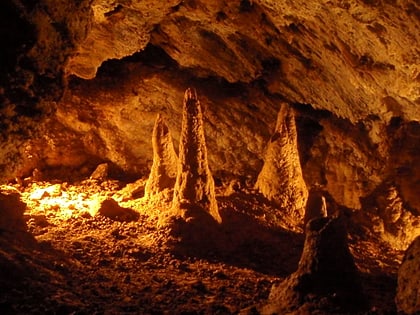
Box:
[255, 103, 308, 224]
[171, 88, 221, 223]
[144, 114, 178, 200]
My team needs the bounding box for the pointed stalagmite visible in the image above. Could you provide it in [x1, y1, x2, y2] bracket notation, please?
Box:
[255, 104, 308, 223]
[171, 88, 221, 223]
[144, 114, 178, 200]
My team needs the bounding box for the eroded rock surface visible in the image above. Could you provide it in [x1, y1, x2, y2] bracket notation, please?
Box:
[144, 114, 178, 200]
[260, 216, 366, 314]
[255, 104, 308, 224]
[171, 88, 221, 224]
[0, 0, 419, 249]
[396, 236, 420, 315]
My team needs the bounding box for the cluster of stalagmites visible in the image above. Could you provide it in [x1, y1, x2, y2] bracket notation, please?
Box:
[144, 88, 221, 225]
[144, 89, 309, 228]
[144, 90, 309, 226]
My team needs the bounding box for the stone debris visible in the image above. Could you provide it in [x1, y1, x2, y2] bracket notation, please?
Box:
[90, 163, 109, 181]
[144, 114, 178, 200]
[171, 88, 222, 224]
[260, 216, 366, 314]
[98, 198, 139, 222]
[396, 235, 420, 315]
[255, 104, 308, 224]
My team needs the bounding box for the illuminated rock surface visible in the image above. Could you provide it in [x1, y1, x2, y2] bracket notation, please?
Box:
[396, 236, 420, 315]
[171, 88, 221, 224]
[255, 104, 308, 225]
[0, 0, 419, 313]
[144, 114, 178, 200]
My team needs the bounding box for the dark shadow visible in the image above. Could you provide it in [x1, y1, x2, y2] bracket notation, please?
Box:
[168, 190, 305, 277]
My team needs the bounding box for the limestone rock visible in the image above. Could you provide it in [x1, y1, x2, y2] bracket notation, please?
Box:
[358, 184, 420, 250]
[303, 188, 328, 228]
[396, 236, 420, 315]
[171, 88, 221, 223]
[98, 198, 139, 222]
[144, 114, 178, 200]
[0, 187, 27, 232]
[260, 216, 366, 314]
[90, 163, 109, 181]
[255, 104, 308, 224]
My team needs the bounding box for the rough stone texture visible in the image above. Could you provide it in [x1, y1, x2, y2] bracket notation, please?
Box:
[67, 0, 181, 79]
[396, 236, 420, 315]
[0, 187, 27, 232]
[303, 188, 328, 228]
[260, 216, 366, 314]
[357, 183, 420, 250]
[97, 198, 139, 222]
[171, 88, 221, 224]
[0, 0, 419, 247]
[90, 163, 109, 181]
[144, 114, 178, 200]
[255, 104, 308, 223]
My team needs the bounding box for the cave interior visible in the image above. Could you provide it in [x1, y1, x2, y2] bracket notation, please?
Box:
[0, 0, 420, 314]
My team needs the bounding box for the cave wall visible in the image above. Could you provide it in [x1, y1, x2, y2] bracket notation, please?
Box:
[0, 0, 419, 245]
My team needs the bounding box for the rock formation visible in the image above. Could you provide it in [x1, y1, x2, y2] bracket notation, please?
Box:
[0, 186, 27, 232]
[260, 216, 366, 314]
[97, 198, 139, 222]
[144, 114, 178, 200]
[90, 163, 109, 182]
[303, 187, 328, 228]
[396, 235, 420, 315]
[255, 104, 308, 224]
[171, 88, 221, 224]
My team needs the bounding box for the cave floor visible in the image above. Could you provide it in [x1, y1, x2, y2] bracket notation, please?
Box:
[0, 179, 403, 314]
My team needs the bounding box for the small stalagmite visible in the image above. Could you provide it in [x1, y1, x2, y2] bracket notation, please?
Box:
[303, 187, 328, 228]
[255, 104, 308, 222]
[260, 216, 367, 314]
[171, 88, 222, 223]
[144, 114, 178, 200]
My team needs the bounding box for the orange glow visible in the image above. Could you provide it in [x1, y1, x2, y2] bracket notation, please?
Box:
[1, 182, 108, 221]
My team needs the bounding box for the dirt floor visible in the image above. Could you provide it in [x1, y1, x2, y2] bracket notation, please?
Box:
[0, 178, 403, 314]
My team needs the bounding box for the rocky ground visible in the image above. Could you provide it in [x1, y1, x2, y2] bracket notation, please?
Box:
[0, 178, 403, 314]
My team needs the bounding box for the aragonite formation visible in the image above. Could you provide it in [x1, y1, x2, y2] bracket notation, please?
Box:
[171, 88, 222, 224]
[144, 114, 178, 200]
[255, 104, 308, 223]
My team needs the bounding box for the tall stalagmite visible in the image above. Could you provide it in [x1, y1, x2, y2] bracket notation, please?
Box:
[171, 88, 221, 223]
[144, 114, 178, 200]
[255, 104, 308, 223]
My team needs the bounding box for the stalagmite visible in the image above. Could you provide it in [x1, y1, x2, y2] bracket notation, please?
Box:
[255, 104, 308, 223]
[260, 216, 366, 314]
[303, 187, 328, 228]
[171, 88, 222, 223]
[144, 114, 178, 200]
